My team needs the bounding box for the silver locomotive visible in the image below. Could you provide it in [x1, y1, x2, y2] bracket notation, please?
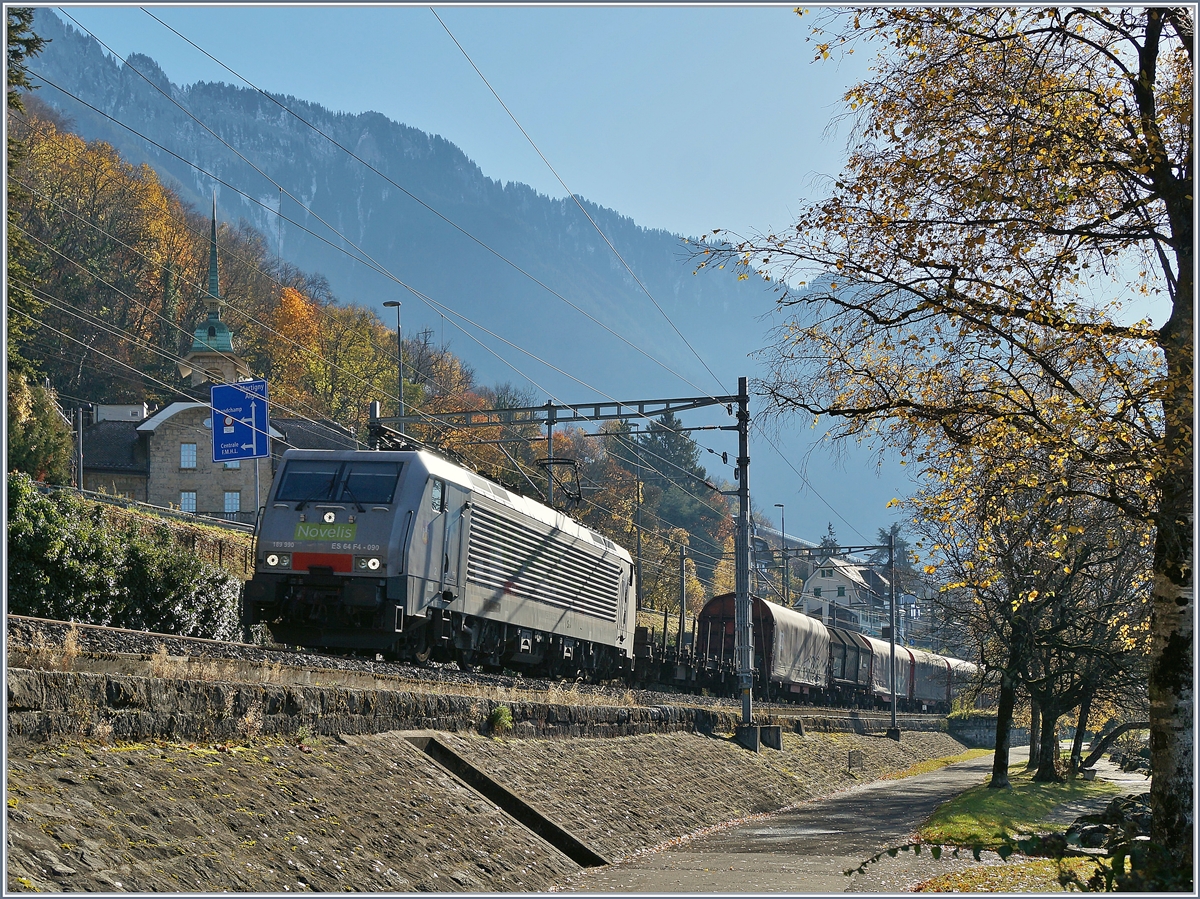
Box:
[243, 446, 638, 677]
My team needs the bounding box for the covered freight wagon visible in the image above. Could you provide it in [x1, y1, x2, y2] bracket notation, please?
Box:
[859, 634, 907, 706]
[697, 593, 830, 700]
[908, 647, 951, 711]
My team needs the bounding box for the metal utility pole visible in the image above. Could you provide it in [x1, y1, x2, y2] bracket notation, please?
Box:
[76, 407, 85, 492]
[634, 427, 643, 611]
[544, 402, 556, 505]
[383, 301, 404, 434]
[734, 377, 753, 727]
[677, 545, 687, 654]
[775, 503, 789, 607]
[889, 530, 899, 737]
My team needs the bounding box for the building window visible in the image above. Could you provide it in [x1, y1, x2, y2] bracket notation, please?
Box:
[813, 587, 822, 598]
[838, 585, 846, 597]
[180, 443, 197, 469]
[821, 568, 833, 578]
[224, 459, 240, 470]
[180, 491, 197, 513]
[224, 491, 241, 521]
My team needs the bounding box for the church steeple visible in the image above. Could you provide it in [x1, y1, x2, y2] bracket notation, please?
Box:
[207, 193, 221, 311]
[179, 195, 250, 387]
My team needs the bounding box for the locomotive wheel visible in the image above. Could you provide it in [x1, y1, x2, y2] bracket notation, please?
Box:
[412, 643, 433, 665]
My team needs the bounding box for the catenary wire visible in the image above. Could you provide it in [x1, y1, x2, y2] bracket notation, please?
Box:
[12, 172, 481, 427]
[26, 67, 739, 468]
[42, 12, 745, 464]
[427, 11, 870, 537]
[431, 7, 729, 396]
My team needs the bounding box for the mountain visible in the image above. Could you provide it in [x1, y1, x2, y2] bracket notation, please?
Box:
[27, 9, 775, 403]
[25, 9, 913, 538]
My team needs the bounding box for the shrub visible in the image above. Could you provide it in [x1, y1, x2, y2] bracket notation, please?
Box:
[6, 472, 241, 640]
[488, 705, 514, 735]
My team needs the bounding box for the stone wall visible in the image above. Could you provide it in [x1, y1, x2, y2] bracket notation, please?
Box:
[948, 714, 1029, 749]
[7, 668, 949, 744]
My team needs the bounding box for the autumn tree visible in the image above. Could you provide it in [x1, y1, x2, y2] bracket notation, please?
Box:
[611, 412, 731, 585]
[7, 369, 73, 484]
[711, 535, 737, 597]
[702, 8, 1191, 877]
[11, 113, 200, 402]
[913, 458, 1151, 786]
[6, 7, 46, 371]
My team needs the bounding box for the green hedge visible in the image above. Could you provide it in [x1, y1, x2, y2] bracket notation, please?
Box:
[7, 472, 241, 640]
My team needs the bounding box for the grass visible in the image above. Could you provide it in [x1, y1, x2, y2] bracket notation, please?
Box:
[916, 764, 1120, 846]
[864, 765, 1123, 893]
[913, 856, 1105, 892]
[880, 748, 992, 780]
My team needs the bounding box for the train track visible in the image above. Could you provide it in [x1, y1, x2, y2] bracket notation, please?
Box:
[5, 614, 945, 726]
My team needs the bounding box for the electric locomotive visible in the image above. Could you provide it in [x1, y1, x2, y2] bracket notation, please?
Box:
[242, 446, 638, 677]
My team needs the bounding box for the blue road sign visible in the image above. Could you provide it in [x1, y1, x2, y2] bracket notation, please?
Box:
[210, 380, 270, 462]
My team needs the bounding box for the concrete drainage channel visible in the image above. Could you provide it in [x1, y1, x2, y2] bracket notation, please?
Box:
[402, 732, 610, 869]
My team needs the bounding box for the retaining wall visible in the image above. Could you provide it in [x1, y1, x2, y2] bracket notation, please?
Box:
[949, 714, 1030, 749]
[7, 668, 948, 744]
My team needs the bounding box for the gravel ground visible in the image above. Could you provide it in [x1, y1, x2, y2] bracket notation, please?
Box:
[6, 615, 738, 711]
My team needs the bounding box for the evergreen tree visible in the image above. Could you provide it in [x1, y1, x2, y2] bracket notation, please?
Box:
[7, 369, 72, 484]
[6, 8, 46, 370]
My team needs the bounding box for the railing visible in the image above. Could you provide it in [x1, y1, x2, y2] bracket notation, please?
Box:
[38, 484, 255, 533]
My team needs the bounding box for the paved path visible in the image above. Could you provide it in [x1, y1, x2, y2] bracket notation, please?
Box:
[554, 749, 1148, 894]
[554, 751, 1004, 893]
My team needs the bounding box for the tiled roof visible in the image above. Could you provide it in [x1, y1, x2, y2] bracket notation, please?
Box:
[83, 420, 146, 472]
[274, 418, 359, 451]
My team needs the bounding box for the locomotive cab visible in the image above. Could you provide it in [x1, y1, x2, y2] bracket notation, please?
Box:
[243, 450, 417, 652]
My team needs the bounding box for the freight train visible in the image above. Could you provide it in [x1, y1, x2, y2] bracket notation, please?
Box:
[684, 593, 976, 713]
[243, 444, 976, 711]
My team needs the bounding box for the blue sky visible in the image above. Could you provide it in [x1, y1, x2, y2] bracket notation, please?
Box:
[50, 5, 908, 543]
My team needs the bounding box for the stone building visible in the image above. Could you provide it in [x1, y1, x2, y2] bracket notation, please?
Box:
[80, 199, 356, 521]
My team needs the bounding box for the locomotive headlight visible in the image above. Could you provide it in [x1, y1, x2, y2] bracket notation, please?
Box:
[323, 511, 336, 524]
[265, 553, 291, 568]
[355, 556, 382, 571]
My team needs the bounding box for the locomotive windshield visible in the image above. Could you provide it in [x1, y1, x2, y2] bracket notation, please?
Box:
[276, 460, 341, 502]
[275, 459, 403, 504]
[340, 461, 403, 503]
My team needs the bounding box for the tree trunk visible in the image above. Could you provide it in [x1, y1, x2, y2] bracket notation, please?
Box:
[1082, 721, 1150, 771]
[1069, 693, 1092, 779]
[1149, 247, 1194, 881]
[1027, 700, 1041, 771]
[1147, 39, 1193, 879]
[988, 670, 1017, 789]
[1034, 711, 1062, 782]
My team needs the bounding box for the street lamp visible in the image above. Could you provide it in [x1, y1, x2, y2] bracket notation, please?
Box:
[774, 503, 789, 607]
[382, 301, 404, 434]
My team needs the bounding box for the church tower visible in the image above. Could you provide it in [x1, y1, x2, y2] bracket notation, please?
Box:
[178, 196, 251, 387]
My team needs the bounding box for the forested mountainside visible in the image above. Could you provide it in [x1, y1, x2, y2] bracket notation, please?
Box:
[29, 9, 776, 398]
